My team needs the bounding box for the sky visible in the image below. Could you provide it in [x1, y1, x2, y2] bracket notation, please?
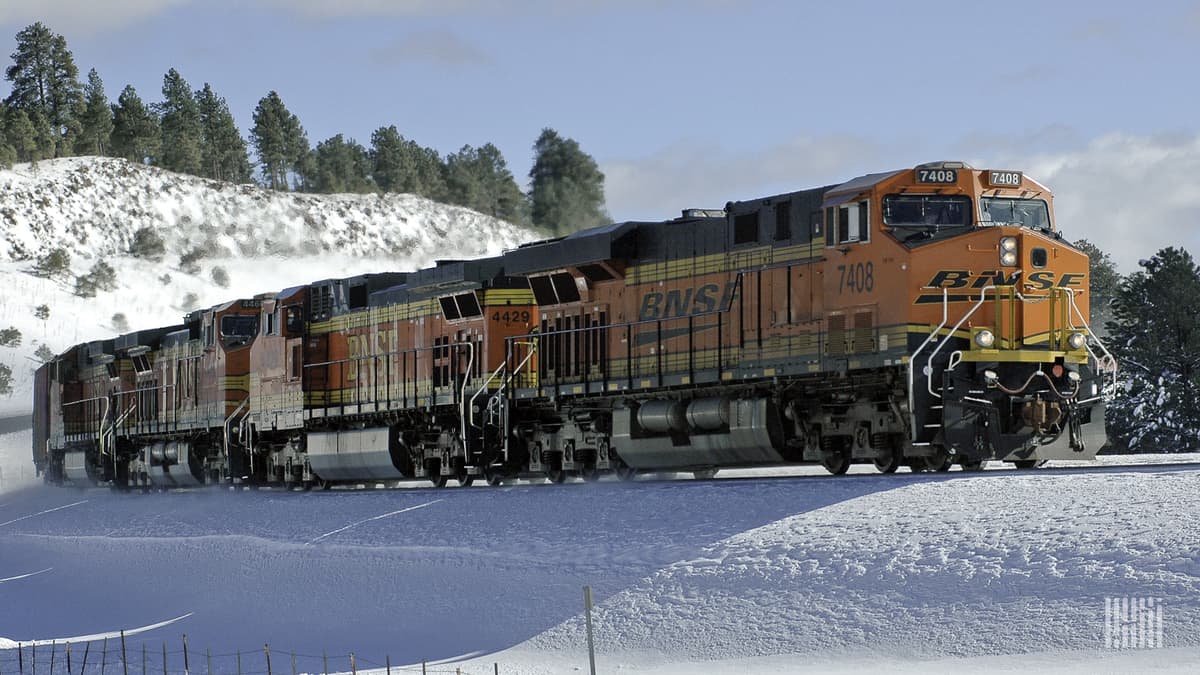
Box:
[1, 0, 1199, 271]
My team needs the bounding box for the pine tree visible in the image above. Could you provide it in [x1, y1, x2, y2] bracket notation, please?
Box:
[1106, 247, 1200, 452]
[251, 91, 308, 190]
[369, 125, 405, 192]
[528, 127, 607, 235]
[307, 134, 373, 193]
[3, 105, 38, 162]
[4, 22, 83, 155]
[110, 85, 160, 163]
[368, 125, 447, 200]
[76, 68, 113, 156]
[445, 143, 527, 224]
[28, 108, 56, 160]
[1072, 239, 1121, 338]
[157, 68, 202, 174]
[195, 83, 251, 183]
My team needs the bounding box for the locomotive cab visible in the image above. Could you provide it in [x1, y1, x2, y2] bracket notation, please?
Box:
[823, 161, 1115, 468]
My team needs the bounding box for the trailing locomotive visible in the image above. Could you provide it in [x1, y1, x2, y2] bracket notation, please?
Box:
[32, 161, 1116, 489]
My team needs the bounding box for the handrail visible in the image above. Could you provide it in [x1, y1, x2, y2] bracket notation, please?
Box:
[1062, 288, 1119, 395]
[925, 286, 996, 399]
[63, 395, 111, 455]
[223, 397, 249, 481]
[468, 360, 509, 431]
[907, 288, 948, 439]
[458, 340, 475, 453]
[501, 341, 539, 463]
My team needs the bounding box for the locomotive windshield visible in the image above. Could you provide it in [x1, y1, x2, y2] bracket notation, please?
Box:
[220, 314, 259, 348]
[883, 194, 972, 227]
[979, 197, 1050, 230]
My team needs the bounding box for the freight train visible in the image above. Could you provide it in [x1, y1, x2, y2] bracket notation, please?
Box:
[32, 161, 1117, 489]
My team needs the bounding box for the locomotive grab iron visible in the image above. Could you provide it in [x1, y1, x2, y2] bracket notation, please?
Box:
[32, 162, 1117, 488]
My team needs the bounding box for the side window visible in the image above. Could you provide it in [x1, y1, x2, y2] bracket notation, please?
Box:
[834, 201, 870, 244]
[285, 306, 304, 335]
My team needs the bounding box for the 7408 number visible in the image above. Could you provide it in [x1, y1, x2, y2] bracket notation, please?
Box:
[837, 262, 874, 294]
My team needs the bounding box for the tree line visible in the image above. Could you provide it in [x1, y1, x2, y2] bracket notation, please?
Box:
[1078, 240, 1200, 453]
[0, 22, 605, 236]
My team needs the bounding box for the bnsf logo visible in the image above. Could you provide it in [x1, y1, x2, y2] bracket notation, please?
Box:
[639, 282, 739, 321]
[927, 270, 1086, 290]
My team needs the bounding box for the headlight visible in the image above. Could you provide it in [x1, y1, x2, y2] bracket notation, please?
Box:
[974, 329, 995, 348]
[1000, 237, 1018, 267]
[1067, 332, 1086, 350]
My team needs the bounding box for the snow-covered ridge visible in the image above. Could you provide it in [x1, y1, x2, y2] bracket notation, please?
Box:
[0, 157, 539, 415]
[0, 157, 532, 264]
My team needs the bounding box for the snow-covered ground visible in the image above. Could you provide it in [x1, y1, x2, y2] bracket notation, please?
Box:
[0, 157, 537, 416]
[2, 429, 1198, 674]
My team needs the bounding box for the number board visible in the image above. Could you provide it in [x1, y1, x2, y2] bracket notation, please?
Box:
[915, 168, 957, 184]
[987, 170, 1023, 187]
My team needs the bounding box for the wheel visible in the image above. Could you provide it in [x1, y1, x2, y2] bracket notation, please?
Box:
[959, 458, 986, 472]
[820, 452, 851, 476]
[547, 467, 567, 484]
[1012, 459, 1046, 469]
[579, 464, 600, 482]
[615, 465, 638, 481]
[429, 473, 447, 488]
[455, 468, 474, 487]
[484, 467, 504, 487]
[692, 468, 719, 480]
[922, 447, 953, 472]
[872, 449, 901, 474]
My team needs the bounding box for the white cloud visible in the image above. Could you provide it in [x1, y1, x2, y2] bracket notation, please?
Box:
[603, 131, 1200, 274]
[0, 0, 188, 35]
[992, 132, 1200, 273]
[368, 30, 488, 67]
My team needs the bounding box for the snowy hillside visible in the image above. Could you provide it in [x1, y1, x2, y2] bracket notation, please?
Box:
[0, 448, 1197, 673]
[0, 157, 538, 415]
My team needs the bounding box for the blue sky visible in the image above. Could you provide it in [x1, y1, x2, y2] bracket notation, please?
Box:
[2, 0, 1199, 270]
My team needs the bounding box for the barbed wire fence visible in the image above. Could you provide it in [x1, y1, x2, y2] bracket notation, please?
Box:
[0, 634, 507, 675]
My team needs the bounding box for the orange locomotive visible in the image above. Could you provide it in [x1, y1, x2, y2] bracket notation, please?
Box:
[493, 161, 1114, 479]
[32, 162, 1115, 488]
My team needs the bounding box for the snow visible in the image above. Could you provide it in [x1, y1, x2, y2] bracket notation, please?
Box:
[1, 157, 1197, 673]
[0, 157, 538, 415]
[2, 432, 1198, 673]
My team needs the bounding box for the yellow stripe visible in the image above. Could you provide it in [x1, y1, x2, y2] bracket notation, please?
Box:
[480, 289, 535, 304]
[626, 240, 825, 285]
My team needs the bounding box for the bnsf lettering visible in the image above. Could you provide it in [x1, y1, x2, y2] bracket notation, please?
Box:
[640, 282, 737, 320]
[345, 330, 398, 382]
[928, 270, 972, 289]
[929, 270, 1085, 291]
